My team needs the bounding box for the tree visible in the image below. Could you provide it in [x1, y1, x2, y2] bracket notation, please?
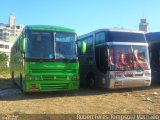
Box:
[0, 52, 9, 67]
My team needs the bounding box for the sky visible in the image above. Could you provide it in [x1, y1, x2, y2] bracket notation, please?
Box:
[0, 0, 160, 35]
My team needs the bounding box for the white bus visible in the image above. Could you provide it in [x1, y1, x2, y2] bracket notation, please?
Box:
[78, 29, 151, 89]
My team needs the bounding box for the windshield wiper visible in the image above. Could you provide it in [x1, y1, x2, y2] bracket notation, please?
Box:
[66, 57, 78, 63]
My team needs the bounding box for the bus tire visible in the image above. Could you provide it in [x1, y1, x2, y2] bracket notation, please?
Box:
[11, 71, 14, 82]
[20, 74, 24, 93]
[89, 76, 96, 89]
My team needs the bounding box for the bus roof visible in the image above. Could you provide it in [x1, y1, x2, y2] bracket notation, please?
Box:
[79, 28, 144, 39]
[25, 25, 76, 33]
[146, 32, 160, 44]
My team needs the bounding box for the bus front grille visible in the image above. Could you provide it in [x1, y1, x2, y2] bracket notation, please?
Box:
[135, 74, 143, 77]
[124, 74, 143, 77]
[42, 76, 67, 80]
[31, 69, 76, 74]
[124, 74, 133, 77]
[40, 83, 68, 90]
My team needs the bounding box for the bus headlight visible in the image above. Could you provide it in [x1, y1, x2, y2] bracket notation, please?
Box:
[68, 76, 79, 80]
[144, 70, 151, 77]
[115, 74, 125, 78]
[26, 76, 42, 80]
[26, 76, 32, 80]
[35, 76, 42, 80]
[110, 71, 125, 79]
[53, 76, 57, 80]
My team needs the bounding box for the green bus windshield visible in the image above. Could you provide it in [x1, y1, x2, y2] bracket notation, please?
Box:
[25, 30, 77, 60]
[55, 32, 76, 59]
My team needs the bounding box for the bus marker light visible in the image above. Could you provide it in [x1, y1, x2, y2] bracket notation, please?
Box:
[114, 84, 122, 88]
[144, 70, 151, 76]
[114, 81, 122, 88]
[102, 78, 106, 84]
[115, 71, 125, 78]
[30, 88, 39, 91]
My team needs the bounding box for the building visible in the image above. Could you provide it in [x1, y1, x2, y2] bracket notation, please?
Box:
[9, 15, 15, 27]
[0, 23, 9, 42]
[0, 15, 24, 43]
[0, 15, 23, 66]
[139, 19, 149, 32]
[0, 40, 13, 66]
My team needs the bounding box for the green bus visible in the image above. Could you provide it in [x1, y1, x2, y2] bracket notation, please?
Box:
[10, 25, 79, 92]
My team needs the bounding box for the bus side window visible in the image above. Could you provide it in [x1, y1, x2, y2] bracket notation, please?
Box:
[77, 41, 82, 55]
[95, 46, 108, 73]
[95, 32, 105, 45]
[86, 36, 93, 54]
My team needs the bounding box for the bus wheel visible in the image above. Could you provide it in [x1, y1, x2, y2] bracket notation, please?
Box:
[20, 74, 23, 93]
[89, 76, 95, 89]
[11, 71, 17, 86]
[11, 71, 16, 85]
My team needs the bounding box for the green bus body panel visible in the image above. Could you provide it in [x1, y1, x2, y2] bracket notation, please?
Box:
[24, 62, 79, 76]
[19, 61, 79, 92]
[11, 54, 79, 92]
[24, 80, 79, 92]
[25, 25, 76, 33]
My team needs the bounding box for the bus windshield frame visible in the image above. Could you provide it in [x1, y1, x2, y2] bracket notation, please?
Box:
[108, 44, 150, 71]
[25, 30, 77, 61]
[55, 32, 77, 60]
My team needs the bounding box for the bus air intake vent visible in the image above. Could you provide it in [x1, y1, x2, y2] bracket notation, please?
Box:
[40, 83, 68, 91]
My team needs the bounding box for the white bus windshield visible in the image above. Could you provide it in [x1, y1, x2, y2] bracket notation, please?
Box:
[108, 45, 150, 71]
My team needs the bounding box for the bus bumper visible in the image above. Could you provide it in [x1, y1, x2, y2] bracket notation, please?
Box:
[109, 77, 151, 89]
[23, 80, 79, 92]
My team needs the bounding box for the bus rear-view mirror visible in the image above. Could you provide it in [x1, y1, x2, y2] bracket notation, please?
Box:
[19, 36, 25, 52]
[82, 41, 87, 54]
